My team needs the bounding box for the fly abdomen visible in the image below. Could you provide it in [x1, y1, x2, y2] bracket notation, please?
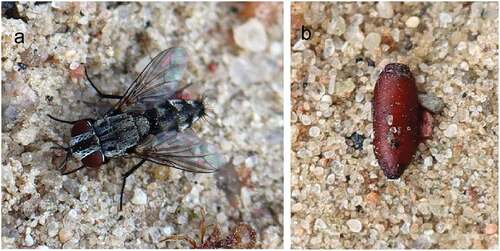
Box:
[146, 99, 206, 133]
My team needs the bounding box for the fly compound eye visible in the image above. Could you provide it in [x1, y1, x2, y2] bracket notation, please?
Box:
[71, 120, 93, 136]
[82, 150, 105, 168]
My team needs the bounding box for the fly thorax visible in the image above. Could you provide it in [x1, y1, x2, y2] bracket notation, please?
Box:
[93, 114, 143, 158]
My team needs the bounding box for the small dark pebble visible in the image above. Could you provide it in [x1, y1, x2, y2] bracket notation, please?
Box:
[462, 92, 467, 98]
[106, 2, 128, 9]
[468, 33, 479, 41]
[34, 1, 51, 5]
[345, 175, 351, 182]
[17, 62, 27, 70]
[404, 39, 413, 50]
[366, 58, 375, 67]
[46, 95, 53, 102]
[355, 56, 363, 63]
[349, 132, 365, 150]
[229, 6, 239, 13]
[355, 205, 363, 212]
[2, 2, 22, 20]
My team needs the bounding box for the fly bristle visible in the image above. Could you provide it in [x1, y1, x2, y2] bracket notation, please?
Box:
[197, 94, 215, 122]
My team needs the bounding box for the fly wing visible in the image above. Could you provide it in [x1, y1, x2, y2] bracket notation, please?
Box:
[132, 129, 225, 173]
[113, 47, 188, 113]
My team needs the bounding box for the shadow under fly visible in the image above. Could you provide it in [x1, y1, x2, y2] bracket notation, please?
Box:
[48, 47, 226, 211]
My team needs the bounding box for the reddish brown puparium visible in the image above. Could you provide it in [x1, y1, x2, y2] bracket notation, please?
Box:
[373, 63, 422, 179]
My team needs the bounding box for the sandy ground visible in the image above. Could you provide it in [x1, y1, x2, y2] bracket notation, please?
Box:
[2, 2, 283, 248]
[291, 2, 498, 249]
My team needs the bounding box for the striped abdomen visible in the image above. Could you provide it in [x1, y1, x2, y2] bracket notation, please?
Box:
[144, 99, 206, 134]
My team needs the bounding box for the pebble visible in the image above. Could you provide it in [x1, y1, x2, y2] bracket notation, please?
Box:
[435, 222, 446, 233]
[177, 213, 188, 225]
[326, 174, 335, 184]
[423, 156, 433, 167]
[354, 92, 364, 103]
[444, 124, 458, 138]
[320, 95, 332, 105]
[377, 2, 394, 18]
[363, 32, 381, 51]
[460, 61, 469, 71]
[161, 225, 175, 236]
[314, 218, 327, 230]
[25, 234, 34, 246]
[13, 127, 38, 146]
[346, 219, 363, 232]
[439, 12, 452, 27]
[67, 209, 78, 220]
[112, 226, 126, 238]
[233, 18, 268, 52]
[241, 187, 252, 208]
[58, 228, 73, 243]
[323, 38, 335, 58]
[300, 114, 312, 125]
[334, 78, 355, 98]
[345, 25, 364, 44]
[309, 126, 321, 138]
[470, 2, 484, 18]
[293, 40, 307, 51]
[418, 94, 445, 114]
[245, 155, 258, 168]
[349, 133, 365, 150]
[327, 15, 346, 35]
[69, 61, 80, 70]
[47, 222, 59, 237]
[131, 188, 148, 205]
[312, 166, 324, 177]
[406, 16, 420, 28]
[365, 191, 380, 204]
[484, 224, 498, 235]
[328, 74, 336, 94]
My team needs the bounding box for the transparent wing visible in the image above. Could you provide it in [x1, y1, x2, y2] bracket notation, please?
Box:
[113, 47, 188, 113]
[132, 129, 225, 173]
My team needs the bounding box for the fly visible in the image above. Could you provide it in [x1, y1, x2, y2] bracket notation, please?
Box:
[48, 47, 225, 211]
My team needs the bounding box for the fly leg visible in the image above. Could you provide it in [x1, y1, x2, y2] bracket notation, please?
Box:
[47, 114, 78, 124]
[62, 165, 86, 175]
[84, 66, 123, 99]
[119, 159, 147, 211]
